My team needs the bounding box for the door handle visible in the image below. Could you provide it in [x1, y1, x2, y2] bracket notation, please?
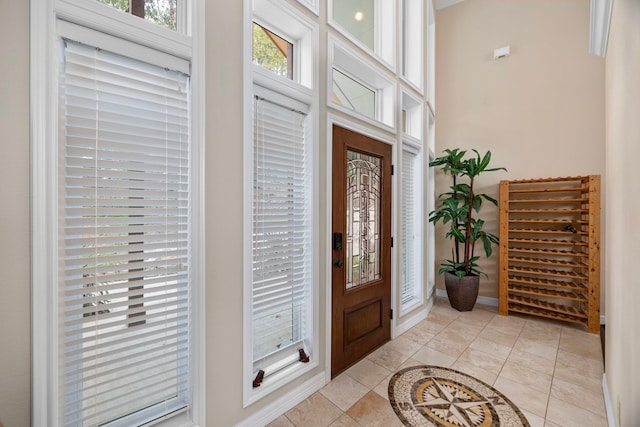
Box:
[333, 259, 344, 268]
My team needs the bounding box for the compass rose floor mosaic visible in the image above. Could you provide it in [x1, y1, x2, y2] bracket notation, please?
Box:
[388, 365, 530, 427]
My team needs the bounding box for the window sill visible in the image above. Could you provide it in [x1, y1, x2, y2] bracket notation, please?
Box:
[244, 358, 318, 407]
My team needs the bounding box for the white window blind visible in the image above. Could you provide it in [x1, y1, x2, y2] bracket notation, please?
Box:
[59, 40, 191, 426]
[401, 149, 417, 305]
[252, 95, 311, 369]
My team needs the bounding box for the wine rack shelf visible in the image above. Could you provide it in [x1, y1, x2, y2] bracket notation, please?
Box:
[499, 176, 601, 333]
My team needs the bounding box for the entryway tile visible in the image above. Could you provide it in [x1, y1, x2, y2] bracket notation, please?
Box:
[269, 297, 609, 427]
[284, 392, 343, 427]
[506, 349, 556, 376]
[498, 359, 553, 394]
[545, 396, 607, 427]
[455, 347, 506, 376]
[383, 335, 423, 358]
[559, 327, 603, 362]
[344, 358, 391, 389]
[513, 335, 558, 361]
[521, 409, 545, 427]
[320, 373, 370, 412]
[549, 377, 606, 417]
[450, 360, 498, 386]
[366, 344, 410, 372]
[345, 391, 403, 427]
[328, 414, 360, 427]
[493, 377, 550, 418]
[412, 345, 457, 367]
[266, 415, 295, 427]
[469, 336, 513, 360]
[554, 349, 603, 391]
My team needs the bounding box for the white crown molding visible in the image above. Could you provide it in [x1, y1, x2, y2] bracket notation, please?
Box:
[589, 0, 613, 57]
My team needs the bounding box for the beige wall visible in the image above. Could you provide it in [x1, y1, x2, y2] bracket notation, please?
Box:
[435, 0, 606, 300]
[0, 1, 31, 426]
[0, 1, 434, 425]
[205, 0, 332, 424]
[605, 0, 640, 425]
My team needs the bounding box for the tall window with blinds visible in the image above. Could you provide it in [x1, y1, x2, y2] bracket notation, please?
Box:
[252, 94, 312, 377]
[401, 148, 422, 308]
[59, 40, 191, 426]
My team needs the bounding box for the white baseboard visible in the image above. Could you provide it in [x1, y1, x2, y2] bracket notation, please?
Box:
[235, 372, 326, 427]
[435, 289, 499, 307]
[602, 373, 617, 427]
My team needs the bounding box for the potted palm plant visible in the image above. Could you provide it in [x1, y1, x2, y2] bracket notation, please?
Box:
[428, 148, 506, 311]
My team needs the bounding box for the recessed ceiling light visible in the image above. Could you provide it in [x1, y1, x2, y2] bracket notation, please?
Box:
[354, 11, 364, 21]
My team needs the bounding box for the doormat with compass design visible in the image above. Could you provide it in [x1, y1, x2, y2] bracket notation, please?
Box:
[388, 365, 530, 427]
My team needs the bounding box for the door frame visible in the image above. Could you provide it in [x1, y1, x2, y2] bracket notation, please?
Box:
[325, 115, 397, 382]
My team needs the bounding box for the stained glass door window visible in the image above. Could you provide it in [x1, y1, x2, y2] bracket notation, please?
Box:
[345, 150, 382, 289]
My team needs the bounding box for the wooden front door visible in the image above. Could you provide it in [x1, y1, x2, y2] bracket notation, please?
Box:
[331, 125, 392, 378]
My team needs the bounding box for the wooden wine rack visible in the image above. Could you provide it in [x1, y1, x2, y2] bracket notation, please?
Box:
[498, 176, 601, 333]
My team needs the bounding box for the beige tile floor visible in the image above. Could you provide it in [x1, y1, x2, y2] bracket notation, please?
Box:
[267, 297, 608, 427]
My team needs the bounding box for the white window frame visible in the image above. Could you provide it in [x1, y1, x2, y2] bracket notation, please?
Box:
[401, 0, 424, 93]
[328, 35, 396, 131]
[426, 0, 436, 111]
[253, 0, 315, 90]
[400, 142, 424, 314]
[401, 88, 424, 140]
[426, 108, 436, 297]
[244, 0, 319, 407]
[328, 0, 396, 70]
[30, 0, 205, 425]
[294, 0, 319, 16]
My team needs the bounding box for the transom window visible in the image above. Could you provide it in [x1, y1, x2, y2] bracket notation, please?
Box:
[332, 68, 375, 119]
[253, 22, 293, 80]
[96, 0, 181, 31]
[332, 0, 374, 50]
[329, 0, 396, 68]
[329, 36, 396, 129]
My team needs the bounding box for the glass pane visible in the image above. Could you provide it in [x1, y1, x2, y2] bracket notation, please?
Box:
[144, 0, 177, 30]
[96, 0, 129, 13]
[253, 22, 293, 79]
[95, 0, 178, 31]
[333, 0, 375, 50]
[346, 150, 382, 289]
[332, 68, 376, 119]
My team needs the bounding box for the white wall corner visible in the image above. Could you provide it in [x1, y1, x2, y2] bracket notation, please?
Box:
[589, 0, 613, 57]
